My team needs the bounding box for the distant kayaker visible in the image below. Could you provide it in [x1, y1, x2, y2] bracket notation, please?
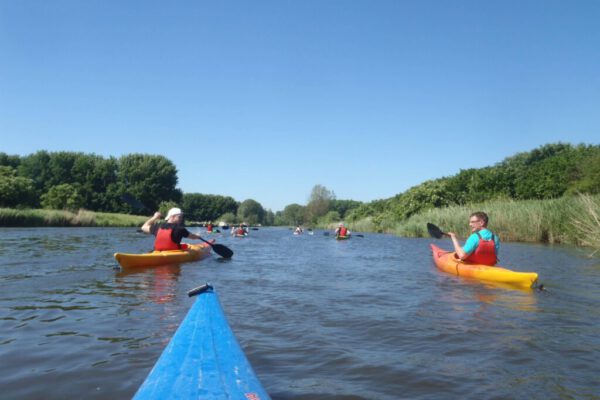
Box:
[141, 207, 204, 251]
[232, 223, 247, 236]
[334, 223, 351, 237]
[294, 226, 303, 234]
[206, 221, 214, 233]
[448, 211, 500, 266]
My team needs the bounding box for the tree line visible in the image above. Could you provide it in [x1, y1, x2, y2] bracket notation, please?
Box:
[274, 143, 600, 229]
[345, 142, 600, 228]
[0, 150, 273, 225]
[3, 143, 598, 228]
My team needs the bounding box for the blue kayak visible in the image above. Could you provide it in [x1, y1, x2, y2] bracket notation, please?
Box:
[134, 285, 271, 400]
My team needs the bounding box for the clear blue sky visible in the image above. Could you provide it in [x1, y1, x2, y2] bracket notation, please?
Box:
[1, 1, 599, 212]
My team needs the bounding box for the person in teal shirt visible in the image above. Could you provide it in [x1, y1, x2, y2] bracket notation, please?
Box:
[448, 211, 500, 265]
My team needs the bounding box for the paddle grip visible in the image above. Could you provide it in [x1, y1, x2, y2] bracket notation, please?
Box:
[187, 283, 213, 297]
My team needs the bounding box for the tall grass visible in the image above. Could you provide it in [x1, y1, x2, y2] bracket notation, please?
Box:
[391, 195, 600, 249]
[0, 208, 147, 227]
[392, 198, 570, 243]
[569, 194, 600, 255]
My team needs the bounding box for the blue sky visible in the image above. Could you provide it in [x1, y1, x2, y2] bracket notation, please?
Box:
[1, 1, 599, 212]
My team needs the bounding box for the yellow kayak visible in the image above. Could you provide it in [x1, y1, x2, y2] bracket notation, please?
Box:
[114, 241, 213, 268]
[430, 244, 538, 289]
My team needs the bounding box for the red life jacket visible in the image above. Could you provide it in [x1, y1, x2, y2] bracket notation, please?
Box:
[339, 227, 348, 236]
[464, 231, 497, 266]
[154, 226, 181, 251]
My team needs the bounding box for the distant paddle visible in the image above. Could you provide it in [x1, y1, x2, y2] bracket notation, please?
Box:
[196, 236, 233, 259]
[427, 223, 449, 239]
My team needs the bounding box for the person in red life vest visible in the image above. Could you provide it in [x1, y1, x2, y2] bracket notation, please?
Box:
[448, 211, 500, 266]
[334, 222, 351, 238]
[206, 221, 214, 233]
[232, 223, 247, 236]
[141, 207, 205, 251]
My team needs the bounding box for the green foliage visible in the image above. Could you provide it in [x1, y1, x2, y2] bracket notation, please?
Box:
[158, 200, 180, 217]
[41, 184, 84, 211]
[0, 207, 146, 227]
[277, 203, 306, 225]
[329, 199, 362, 218]
[117, 154, 181, 213]
[305, 184, 335, 224]
[0, 166, 37, 208]
[0, 153, 21, 169]
[319, 210, 341, 224]
[237, 199, 266, 225]
[218, 212, 237, 224]
[182, 193, 238, 222]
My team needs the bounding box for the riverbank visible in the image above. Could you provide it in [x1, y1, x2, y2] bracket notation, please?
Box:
[0, 208, 147, 227]
[337, 194, 600, 253]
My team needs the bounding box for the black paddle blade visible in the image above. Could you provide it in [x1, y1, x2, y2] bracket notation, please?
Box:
[211, 243, 233, 259]
[427, 223, 444, 239]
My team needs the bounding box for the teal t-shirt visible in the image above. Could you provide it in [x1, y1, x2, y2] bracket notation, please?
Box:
[463, 228, 500, 256]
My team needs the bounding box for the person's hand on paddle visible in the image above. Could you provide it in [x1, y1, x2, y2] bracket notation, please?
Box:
[448, 231, 468, 260]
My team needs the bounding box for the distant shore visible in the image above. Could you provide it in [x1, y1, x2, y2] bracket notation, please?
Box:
[0, 208, 147, 227]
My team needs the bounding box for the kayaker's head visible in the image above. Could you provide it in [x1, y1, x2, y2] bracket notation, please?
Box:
[165, 207, 184, 224]
[338, 222, 344, 227]
[469, 211, 488, 232]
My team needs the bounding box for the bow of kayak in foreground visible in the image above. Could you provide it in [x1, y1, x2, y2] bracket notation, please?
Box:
[133, 284, 271, 400]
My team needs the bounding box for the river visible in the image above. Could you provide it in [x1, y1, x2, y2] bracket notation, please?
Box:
[1, 227, 599, 399]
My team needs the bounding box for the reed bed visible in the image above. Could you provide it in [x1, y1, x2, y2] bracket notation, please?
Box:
[0, 208, 147, 227]
[393, 194, 600, 250]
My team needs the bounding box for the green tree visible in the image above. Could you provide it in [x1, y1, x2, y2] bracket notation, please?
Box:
[330, 199, 362, 219]
[237, 199, 265, 225]
[0, 153, 21, 169]
[71, 154, 119, 211]
[306, 184, 335, 224]
[182, 193, 238, 222]
[41, 183, 84, 210]
[18, 150, 52, 203]
[280, 203, 306, 225]
[0, 166, 36, 208]
[218, 212, 237, 225]
[117, 154, 181, 213]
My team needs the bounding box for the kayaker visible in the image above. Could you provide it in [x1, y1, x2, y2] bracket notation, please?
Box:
[141, 207, 205, 251]
[334, 223, 351, 237]
[206, 221, 214, 233]
[294, 225, 303, 234]
[232, 223, 247, 236]
[448, 211, 500, 266]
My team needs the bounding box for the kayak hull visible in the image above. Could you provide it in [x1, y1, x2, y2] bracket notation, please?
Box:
[336, 235, 350, 240]
[133, 287, 270, 400]
[430, 244, 538, 289]
[114, 241, 213, 268]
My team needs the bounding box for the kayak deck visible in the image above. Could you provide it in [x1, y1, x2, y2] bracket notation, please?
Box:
[430, 244, 538, 289]
[133, 285, 270, 400]
[114, 241, 213, 268]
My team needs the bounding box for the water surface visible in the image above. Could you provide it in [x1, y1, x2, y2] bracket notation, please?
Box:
[1, 227, 599, 399]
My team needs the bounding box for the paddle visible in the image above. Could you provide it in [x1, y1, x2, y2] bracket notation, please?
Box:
[427, 223, 449, 239]
[197, 236, 233, 259]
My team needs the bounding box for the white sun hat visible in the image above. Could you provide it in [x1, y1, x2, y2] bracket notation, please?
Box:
[165, 207, 183, 220]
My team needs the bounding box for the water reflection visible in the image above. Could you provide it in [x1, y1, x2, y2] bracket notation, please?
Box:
[115, 264, 182, 304]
